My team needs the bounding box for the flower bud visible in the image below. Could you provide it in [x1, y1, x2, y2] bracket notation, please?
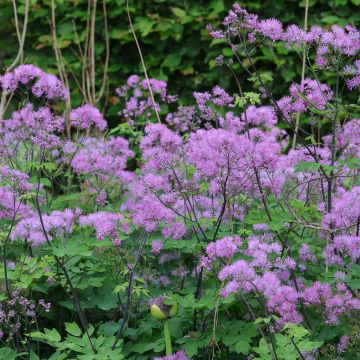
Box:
[149, 296, 178, 320]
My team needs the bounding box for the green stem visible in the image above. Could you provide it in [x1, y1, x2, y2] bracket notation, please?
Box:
[163, 319, 172, 356]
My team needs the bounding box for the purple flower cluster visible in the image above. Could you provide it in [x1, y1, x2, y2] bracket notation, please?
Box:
[0, 64, 69, 100]
[151, 239, 164, 254]
[278, 79, 333, 118]
[0, 290, 50, 341]
[79, 211, 125, 244]
[70, 104, 107, 131]
[200, 236, 242, 270]
[166, 106, 196, 133]
[0, 186, 31, 220]
[343, 60, 360, 90]
[7, 104, 65, 149]
[302, 281, 360, 324]
[116, 75, 177, 126]
[193, 86, 234, 122]
[154, 351, 190, 360]
[213, 4, 360, 57]
[210, 4, 359, 90]
[243, 105, 277, 128]
[11, 209, 80, 246]
[70, 137, 134, 183]
[337, 335, 349, 353]
[0, 166, 33, 194]
[215, 232, 360, 326]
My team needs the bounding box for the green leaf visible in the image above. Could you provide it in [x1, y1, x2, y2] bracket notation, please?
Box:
[65, 322, 82, 337]
[295, 161, 321, 173]
[298, 340, 323, 352]
[134, 17, 155, 37]
[183, 339, 199, 357]
[162, 53, 181, 68]
[48, 352, 68, 360]
[235, 340, 250, 355]
[172, 7, 186, 19]
[43, 162, 57, 171]
[40, 177, 52, 187]
[0, 348, 17, 360]
[30, 328, 61, 343]
[109, 29, 129, 39]
[29, 351, 40, 360]
[347, 279, 360, 290]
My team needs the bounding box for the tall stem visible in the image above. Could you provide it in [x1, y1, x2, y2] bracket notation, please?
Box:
[126, 0, 161, 123]
[163, 319, 172, 356]
[293, 0, 309, 148]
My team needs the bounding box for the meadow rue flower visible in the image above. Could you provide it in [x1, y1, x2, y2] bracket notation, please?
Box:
[253, 223, 269, 231]
[151, 240, 164, 254]
[278, 78, 333, 118]
[218, 111, 244, 132]
[0, 64, 69, 100]
[206, 24, 225, 39]
[210, 5, 359, 73]
[243, 105, 277, 128]
[116, 75, 176, 125]
[126, 74, 140, 87]
[11, 209, 80, 246]
[70, 104, 107, 130]
[79, 211, 123, 241]
[258, 18, 283, 40]
[337, 335, 349, 353]
[282, 24, 307, 45]
[165, 106, 196, 133]
[299, 244, 317, 262]
[322, 186, 360, 230]
[200, 236, 242, 270]
[6, 262, 16, 270]
[161, 221, 186, 240]
[193, 86, 234, 123]
[0, 166, 33, 194]
[344, 60, 360, 90]
[70, 136, 134, 181]
[128, 194, 175, 232]
[4, 104, 65, 149]
[31, 73, 69, 100]
[0, 290, 51, 340]
[95, 189, 107, 207]
[154, 351, 190, 360]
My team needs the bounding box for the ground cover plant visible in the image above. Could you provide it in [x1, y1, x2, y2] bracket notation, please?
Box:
[0, 1, 359, 359]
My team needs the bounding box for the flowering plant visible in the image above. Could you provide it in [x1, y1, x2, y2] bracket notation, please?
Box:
[0, 2, 359, 359]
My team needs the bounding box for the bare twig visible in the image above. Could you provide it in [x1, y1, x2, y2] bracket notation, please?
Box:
[96, 0, 110, 103]
[0, 0, 30, 119]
